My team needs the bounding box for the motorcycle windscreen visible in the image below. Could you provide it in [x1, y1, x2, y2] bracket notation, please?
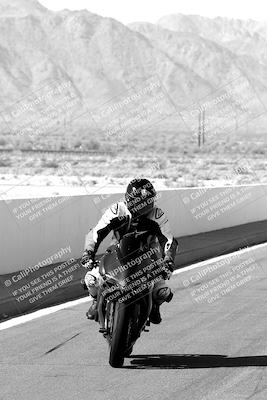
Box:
[100, 246, 125, 284]
[102, 233, 163, 292]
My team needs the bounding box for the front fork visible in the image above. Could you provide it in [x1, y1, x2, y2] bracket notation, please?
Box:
[97, 285, 154, 337]
[140, 290, 153, 330]
[97, 290, 107, 333]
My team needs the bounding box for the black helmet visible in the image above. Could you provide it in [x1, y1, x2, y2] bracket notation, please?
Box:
[125, 178, 156, 217]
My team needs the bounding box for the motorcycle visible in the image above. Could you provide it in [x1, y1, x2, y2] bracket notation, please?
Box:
[93, 227, 170, 368]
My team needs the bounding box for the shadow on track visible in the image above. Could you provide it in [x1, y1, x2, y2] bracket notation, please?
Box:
[125, 354, 267, 369]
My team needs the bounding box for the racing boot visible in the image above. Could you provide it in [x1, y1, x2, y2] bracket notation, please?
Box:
[86, 297, 98, 320]
[149, 303, 162, 324]
[150, 289, 173, 324]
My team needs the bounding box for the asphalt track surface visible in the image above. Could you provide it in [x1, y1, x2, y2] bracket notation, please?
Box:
[1, 245, 267, 400]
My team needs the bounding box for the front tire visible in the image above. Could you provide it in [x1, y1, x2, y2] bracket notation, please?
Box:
[109, 302, 130, 368]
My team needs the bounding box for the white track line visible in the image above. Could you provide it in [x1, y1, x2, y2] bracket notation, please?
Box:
[1, 241, 267, 331]
[0, 296, 92, 331]
[172, 241, 267, 276]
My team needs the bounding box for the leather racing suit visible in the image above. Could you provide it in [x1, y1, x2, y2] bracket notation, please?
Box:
[83, 200, 178, 306]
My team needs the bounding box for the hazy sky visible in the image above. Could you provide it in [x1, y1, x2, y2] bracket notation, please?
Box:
[39, 0, 267, 24]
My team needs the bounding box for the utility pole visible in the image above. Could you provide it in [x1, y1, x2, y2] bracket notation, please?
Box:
[198, 111, 201, 147]
[198, 110, 205, 146]
[202, 109, 205, 145]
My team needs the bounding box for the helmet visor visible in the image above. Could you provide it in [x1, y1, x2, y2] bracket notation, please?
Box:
[126, 187, 155, 217]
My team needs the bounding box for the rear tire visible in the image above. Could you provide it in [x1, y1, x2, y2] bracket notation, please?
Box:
[109, 302, 130, 368]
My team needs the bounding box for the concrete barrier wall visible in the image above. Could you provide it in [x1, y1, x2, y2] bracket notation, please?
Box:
[1, 184, 267, 321]
[1, 184, 267, 274]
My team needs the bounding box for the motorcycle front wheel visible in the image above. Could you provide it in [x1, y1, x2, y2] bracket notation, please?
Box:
[109, 301, 130, 368]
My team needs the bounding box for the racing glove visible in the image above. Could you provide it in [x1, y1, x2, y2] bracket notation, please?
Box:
[81, 250, 95, 270]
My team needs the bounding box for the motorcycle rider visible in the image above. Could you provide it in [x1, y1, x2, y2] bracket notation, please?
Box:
[81, 178, 178, 324]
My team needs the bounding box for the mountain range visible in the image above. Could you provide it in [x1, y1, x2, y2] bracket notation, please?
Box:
[0, 0, 266, 143]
